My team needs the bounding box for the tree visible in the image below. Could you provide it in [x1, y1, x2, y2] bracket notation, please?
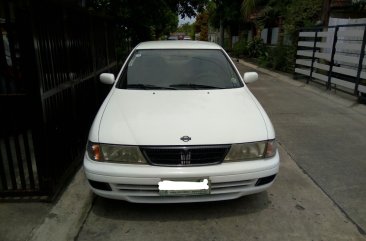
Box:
[208, 0, 243, 47]
[195, 12, 209, 41]
[241, 0, 256, 19]
[173, 0, 208, 18]
[89, 0, 208, 45]
[283, 0, 322, 41]
[177, 22, 195, 38]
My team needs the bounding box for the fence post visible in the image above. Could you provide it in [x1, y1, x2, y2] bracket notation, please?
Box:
[89, 15, 99, 102]
[354, 25, 366, 96]
[327, 26, 339, 90]
[293, 29, 300, 80]
[308, 30, 319, 84]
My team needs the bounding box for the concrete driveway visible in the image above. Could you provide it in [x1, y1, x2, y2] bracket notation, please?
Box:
[76, 61, 366, 241]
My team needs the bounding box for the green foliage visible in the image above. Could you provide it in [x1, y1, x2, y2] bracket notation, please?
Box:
[89, 0, 207, 45]
[352, 0, 366, 11]
[258, 45, 296, 73]
[232, 40, 248, 58]
[195, 11, 209, 41]
[241, 0, 256, 20]
[255, 5, 275, 29]
[283, 0, 322, 40]
[177, 23, 193, 35]
[247, 37, 267, 58]
[208, 0, 243, 30]
[175, 0, 208, 18]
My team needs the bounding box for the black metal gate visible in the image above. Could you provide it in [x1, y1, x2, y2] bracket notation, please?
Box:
[0, 0, 117, 200]
[294, 24, 366, 99]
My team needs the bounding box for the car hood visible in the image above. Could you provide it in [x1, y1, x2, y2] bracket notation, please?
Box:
[98, 88, 268, 145]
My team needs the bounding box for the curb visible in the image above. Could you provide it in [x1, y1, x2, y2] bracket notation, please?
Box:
[27, 167, 93, 241]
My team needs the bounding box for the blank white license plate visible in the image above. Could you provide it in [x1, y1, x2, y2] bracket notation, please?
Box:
[158, 178, 210, 196]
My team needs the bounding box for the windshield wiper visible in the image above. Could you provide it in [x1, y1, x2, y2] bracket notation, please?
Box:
[170, 84, 223, 89]
[127, 84, 177, 90]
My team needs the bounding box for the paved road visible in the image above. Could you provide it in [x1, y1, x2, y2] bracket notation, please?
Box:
[235, 61, 366, 234]
[76, 61, 366, 241]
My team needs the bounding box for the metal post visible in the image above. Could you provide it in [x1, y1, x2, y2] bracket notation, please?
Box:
[293, 29, 300, 80]
[104, 20, 109, 66]
[219, 17, 224, 47]
[63, 9, 77, 126]
[89, 15, 98, 100]
[327, 26, 339, 90]
[354, 25, 366, 95]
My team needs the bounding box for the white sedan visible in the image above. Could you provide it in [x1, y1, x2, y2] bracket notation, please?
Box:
[84, 40, 279, 203]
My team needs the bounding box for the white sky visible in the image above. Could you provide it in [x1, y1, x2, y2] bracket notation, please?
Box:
[178, 16, 196, 26]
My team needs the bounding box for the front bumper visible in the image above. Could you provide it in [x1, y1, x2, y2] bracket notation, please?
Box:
[83, 151, 280, 203]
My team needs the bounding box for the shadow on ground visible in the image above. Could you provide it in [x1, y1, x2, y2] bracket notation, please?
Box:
[91, 192, 270, 222]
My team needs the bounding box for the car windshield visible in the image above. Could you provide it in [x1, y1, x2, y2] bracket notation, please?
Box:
[117, 49, 243, 90]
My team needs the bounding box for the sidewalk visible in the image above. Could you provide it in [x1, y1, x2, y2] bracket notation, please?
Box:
[0, 168, 94, 241]
[0, 200, 52, 241]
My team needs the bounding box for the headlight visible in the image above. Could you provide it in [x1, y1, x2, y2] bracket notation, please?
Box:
[87, 142, 147, 164]
[224, 139, 277, 162]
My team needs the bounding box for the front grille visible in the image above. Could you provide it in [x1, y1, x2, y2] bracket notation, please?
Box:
[110, 178, 257, 196]
[140, 145, 231, 166]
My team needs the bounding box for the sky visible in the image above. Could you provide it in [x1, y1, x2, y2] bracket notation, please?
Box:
[178, 16, 196, 26]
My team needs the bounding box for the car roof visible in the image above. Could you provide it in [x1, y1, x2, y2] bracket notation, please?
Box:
[135, 40, 222, 50]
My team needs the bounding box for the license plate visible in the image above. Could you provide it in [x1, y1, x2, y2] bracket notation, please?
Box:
[158, 178, 210, 196]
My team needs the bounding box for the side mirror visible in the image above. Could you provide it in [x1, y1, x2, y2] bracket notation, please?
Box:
[100, 73, 115, 85]
[243, 72, 258, 84]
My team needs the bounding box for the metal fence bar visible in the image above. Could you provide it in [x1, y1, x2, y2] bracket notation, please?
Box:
[0, 1, 118, 200]
[23, 130, 36, 189]
[14, 136, 26, 189]
[0, 147, 8, 190]
[4, 138, 17, 190]
[355, 26, 366, 95]
[327, 26, 339, 90]
[300, 23, 366, 30]
[296, 24, 366, 99]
